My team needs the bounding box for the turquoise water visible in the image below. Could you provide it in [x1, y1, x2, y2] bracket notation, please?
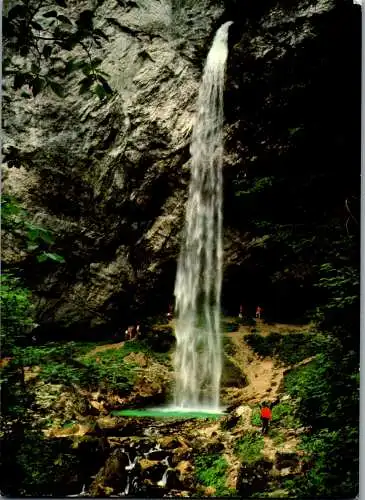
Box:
[110, 408, 225, 419]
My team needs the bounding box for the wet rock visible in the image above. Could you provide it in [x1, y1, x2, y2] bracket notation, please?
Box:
[163, 469, 181, 489]
[139, 459, 166, 481]
[175, 460, 194, 489]
[236, 459, 273, 497]
[274, 452, 300, 471]
[170, 447, 192, 466]
[221, 356, 248, 387]
[164, 489, 191, 497]
[97, 417, 154, 437]
[89, 448, 131, 495]
[159, 436, 187, 449]
[147, 449, 171, 461]
[220, 414, 240, 430]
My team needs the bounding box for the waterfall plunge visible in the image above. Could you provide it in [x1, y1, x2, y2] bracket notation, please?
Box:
[173, 21, 233, 411]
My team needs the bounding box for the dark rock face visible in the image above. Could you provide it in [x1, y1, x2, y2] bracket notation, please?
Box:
[221, 0, 360, 319]
[222, 355, 248, 387]
[90, 448, 131, 495]
[220, 413, 240, 430]
[236, 458, 273, 497]
[2, 0, 223, 335]
[2, 0, 360, 333]
[275, 451, 300, 471]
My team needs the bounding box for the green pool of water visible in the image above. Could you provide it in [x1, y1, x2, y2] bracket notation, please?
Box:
[110, 408, 225, 419]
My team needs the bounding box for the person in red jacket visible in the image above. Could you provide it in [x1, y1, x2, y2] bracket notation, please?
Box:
[260, 402, 272, 434]
[256, 305, 263, 319]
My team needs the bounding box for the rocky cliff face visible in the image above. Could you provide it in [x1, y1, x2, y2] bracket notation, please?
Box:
[2, 0, 360, 335]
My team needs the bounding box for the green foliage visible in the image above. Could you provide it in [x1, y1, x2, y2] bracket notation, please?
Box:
[235, 176, 276, 197]
[284, 426, 358, 498]
[223, 337, 236, 356]
[234, 431, 264, 464]
[284, 351, 358, 431]
[268, 428, 286, 446]
[20, 341, 100, 365]
[3, 0, 116, 103]
[312, 256, 359, 345]
[20, 338, 169, 393]
[194, 453, 232, 496]
[251, 408, 262, 427]
[4, 432, 104, 496]
[283, 352, 359, 497]
[0, 274, 34, 356]
[271, 402, 300, 429]
[245, 331, 326, 365]
[1, 195, 65, 263]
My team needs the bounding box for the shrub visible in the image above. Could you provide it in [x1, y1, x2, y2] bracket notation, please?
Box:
[194, 453, 232, 496]
[222, 318, 241, 332]
[0, 274, 34, 356]
[245, 331, 327, 365]
[251, 408, 262, 427]
[268, 428, 286, 446]
[282, 351, 359, 497]
[234, 431, 264, 464]
[223, 337, 236, 356]
[271, 402, 300, 429]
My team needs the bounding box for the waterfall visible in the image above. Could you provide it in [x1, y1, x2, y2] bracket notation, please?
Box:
[173, 21, 233, 410]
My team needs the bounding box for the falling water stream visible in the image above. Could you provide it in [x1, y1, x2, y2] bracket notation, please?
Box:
[173, 21, 233, 410]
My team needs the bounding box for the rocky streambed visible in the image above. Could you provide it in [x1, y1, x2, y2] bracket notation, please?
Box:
[46, 404, 305, 498]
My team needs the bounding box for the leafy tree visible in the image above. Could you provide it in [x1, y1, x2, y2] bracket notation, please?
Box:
[0, 273, 36, 495]
[0, 198, 70, 495]
[3, 0, 114, 102]
[2, 194, 65, 264]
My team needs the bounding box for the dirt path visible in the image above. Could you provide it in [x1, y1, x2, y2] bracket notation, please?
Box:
[224, 322, 313, 405]
[85, 341, 125, 357]
[237, 320, 312, 337]
[224, 332, 285, 405]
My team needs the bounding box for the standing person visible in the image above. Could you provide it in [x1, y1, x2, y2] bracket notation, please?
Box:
[256, 305, 263, 319]
[238, 304, 244, 320]
[136, 322, 141, 338]
[125, 325, 136, 341]
[260, 402, 272, 435]
[167, 304, 173, 321]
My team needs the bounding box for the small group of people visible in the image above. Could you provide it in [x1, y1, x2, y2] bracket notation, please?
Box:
[238, 304, 264, 320]
[124, 322, 140, 341]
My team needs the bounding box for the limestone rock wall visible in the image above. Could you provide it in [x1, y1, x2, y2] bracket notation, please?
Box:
[2, 0, 360, 334]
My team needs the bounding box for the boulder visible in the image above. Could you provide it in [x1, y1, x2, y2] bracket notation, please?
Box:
[236, 459, 273, 497]
[158, 436, 187, 449]
[138, 459, 165, 481]
[124, 352, 149, 368]
[89, 448, 131, 495]
[147, 449, 171, 461]
[175, 460, 194, 489]
[220, 414, 240, 431]
[96, 416, 125, 432]
[170, 447, 193, 466]
[274, 452, 300, 471]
